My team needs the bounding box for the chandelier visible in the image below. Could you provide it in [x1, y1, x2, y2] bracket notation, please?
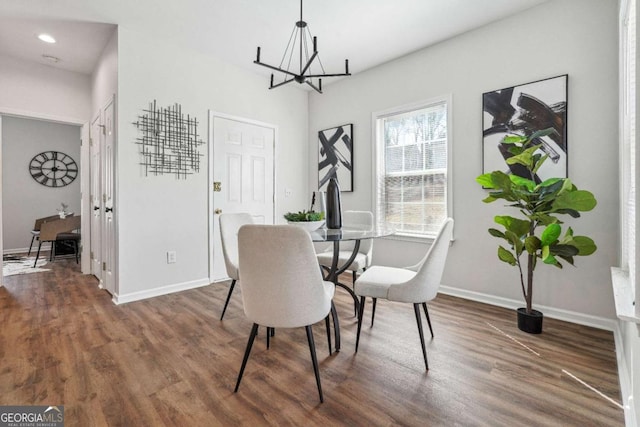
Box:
[254, 0, 351, 93]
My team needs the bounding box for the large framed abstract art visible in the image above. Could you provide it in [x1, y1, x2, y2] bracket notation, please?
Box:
[318, 123, 353, 192]
[482, 75, 568, 183]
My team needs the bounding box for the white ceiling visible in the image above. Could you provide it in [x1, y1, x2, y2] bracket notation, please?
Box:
[0, 0, 550, 82]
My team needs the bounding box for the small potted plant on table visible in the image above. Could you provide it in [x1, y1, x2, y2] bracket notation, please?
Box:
[284, 210, 325, 231]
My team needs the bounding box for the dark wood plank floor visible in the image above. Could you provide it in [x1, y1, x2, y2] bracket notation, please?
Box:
[0, 257, 624, 426]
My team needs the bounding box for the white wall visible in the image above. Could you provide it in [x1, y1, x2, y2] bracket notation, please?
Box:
[2, 116, 81, 252]
[114, 27, 309, 299]
[91, 29, 118, 115]
[308, 0, 619, 320]
[0, 55, 91, 122]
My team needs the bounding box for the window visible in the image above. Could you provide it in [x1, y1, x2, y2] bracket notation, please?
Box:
[620, 0, 638, 308]
[374, 97, 451, 239]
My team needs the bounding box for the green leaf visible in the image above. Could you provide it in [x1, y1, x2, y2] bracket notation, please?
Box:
[488, 228, 506, 239]
[509, 175, 536, 191]
[502, 135, 527, 144]
[541, 245, 558, 265]
[552, 190, 597, 212]
[549, 244, 579, 257]
[537, 177, 563, 188]
[540, 223, 561, 246]
[552, 208, 580, 218]
[494, 216, 530, 237]
[506, 144, 541, 168]
[524, 236, 541, 254]
[498, 246, 517, 265]
[557, 254, 575, 266]
[572, 236, 597, 256]
[490, 171, 513, 192]
[504, 230, 524, 255]
[476, 173, 495, 188]
[482, 195, 497, 203]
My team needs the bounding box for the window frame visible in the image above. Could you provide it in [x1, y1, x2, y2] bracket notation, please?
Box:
[372, 95, 453, 242]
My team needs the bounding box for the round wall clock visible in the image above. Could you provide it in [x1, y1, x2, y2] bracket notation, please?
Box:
[29, 151, 78, 188]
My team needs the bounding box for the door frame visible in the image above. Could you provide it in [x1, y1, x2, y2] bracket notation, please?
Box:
[207, 110, 278, 283]
[0, 108, 89, 281]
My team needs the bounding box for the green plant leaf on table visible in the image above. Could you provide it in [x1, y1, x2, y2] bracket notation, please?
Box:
[283, 210, 325, 222]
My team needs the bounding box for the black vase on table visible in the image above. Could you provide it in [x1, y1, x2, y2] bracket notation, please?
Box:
[326, 177, 342, 229]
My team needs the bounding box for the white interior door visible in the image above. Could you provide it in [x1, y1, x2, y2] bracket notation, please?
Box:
[90, 113, 102, 280]
[209, 114, 275, 282]
[101, 97, 116, 295]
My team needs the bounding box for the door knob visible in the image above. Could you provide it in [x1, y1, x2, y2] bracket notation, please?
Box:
[215, 208, 222, 214]
[93, 206, 100, 211]
[105, 207, 113, 213]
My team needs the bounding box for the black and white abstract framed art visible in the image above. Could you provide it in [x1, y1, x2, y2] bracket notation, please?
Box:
[318, 123, 353, 192]
[482, 74, 568, 182]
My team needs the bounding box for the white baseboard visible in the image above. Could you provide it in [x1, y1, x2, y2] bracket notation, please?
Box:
[112, 278, 211, 305]
[3, 244, 52, 255]
[439, 285, 617, 331]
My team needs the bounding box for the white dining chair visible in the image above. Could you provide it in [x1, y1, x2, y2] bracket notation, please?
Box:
[353, 217, 454, 371]
[219, 213, 253, 320]
[234, 224, 335, 402]
[316, 210, 373, 290]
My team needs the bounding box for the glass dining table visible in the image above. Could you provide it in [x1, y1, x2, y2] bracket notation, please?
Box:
[308, 225, 395, 351]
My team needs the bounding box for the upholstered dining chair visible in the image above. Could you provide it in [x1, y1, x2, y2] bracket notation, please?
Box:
[354, 217, 454, 371]
[28, 214, 68, 256]
[34, 215, 82, 267]
[219, 213, 253, 320]
[316, 210, 374, 287]
[234, 224, 335, 403]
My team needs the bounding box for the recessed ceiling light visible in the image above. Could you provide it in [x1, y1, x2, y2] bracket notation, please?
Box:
[42, 54, 60, 63]
[38, 34, 56, 44]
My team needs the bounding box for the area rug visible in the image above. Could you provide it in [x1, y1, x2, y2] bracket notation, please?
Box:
[2, 255, 50, 276]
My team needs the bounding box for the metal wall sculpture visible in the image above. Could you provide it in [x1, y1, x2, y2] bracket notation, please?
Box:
[133, 100, 204, 179]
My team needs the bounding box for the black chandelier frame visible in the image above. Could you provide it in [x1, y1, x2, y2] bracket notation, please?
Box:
[254, 0, 351, 93]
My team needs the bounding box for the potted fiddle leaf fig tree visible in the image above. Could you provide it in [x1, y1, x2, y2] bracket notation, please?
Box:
[476, 129, 597, 334]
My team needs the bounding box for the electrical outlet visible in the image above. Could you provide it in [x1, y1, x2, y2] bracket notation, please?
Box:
[167, 251, 177, 264]
[284, 188, 292, 198]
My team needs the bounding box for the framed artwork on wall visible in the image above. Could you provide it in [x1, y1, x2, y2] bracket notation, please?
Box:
[318, 123, 353, 192]
[482, 74, 568, 182]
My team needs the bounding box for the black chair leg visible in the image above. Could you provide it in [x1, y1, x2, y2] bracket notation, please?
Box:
[266, 327, 271, 349]
[305, 325, 323, 403]
[352, 270, 357, 284]
[220, 279, 237, 320]
[325, 315, 332, 355]
[33, 242, 43, 267]
[355, 296, 366, 352]
[234, 323, 259, 393]
[422, 302, 434, 338]
[413, 303, 429, 371]
[74, 240, 79, 264]
[331, 301, 340, 352]
[28, 235, 36, 256]
[371, 298, 377, 327]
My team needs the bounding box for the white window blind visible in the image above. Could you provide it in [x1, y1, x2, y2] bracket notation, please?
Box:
[374, 99, 449, 238]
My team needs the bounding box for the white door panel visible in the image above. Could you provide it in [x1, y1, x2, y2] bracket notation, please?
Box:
[210, 115, 275, 281]
[90, 114, 102, 280]
[102, 98, 116, 295]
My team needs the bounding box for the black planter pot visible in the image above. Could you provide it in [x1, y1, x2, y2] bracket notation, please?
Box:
[517, 308, 543, 334]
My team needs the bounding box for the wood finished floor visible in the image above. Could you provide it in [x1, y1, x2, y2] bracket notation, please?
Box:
[0, 258, 624, 426]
